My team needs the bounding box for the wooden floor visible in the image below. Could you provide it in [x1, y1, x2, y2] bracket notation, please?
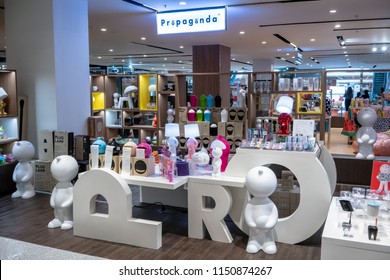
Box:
[0, 186, 321, 260]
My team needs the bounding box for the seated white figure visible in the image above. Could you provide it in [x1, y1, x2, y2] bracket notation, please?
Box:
[12, 141, 36, 199]
[48, 155, 79, 230]
[119, 85, 138, 109]
[245, 166, 278, 254]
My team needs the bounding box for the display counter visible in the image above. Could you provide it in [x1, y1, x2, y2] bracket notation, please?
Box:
[321, 197, 390, 259]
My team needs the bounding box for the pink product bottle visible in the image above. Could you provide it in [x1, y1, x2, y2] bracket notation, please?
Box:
[187, 109, 196, 121]
[190, 95, 198, 107]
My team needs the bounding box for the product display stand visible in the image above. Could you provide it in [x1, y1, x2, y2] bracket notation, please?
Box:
[321, 197, 390, 259]
[187, 144, 336, 244]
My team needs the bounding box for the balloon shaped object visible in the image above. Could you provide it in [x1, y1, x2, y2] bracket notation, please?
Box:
[108, 138, 121, 155]
[124, 140, 137, 157]
[137, 140, 152, 158]
[92, 137, 107, 154]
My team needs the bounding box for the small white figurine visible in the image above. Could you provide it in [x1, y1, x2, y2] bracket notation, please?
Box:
[167, 108, 175, 123]
[238, 86, 247, 108]
[191, 148, 209, 166]
[244, 166, 278, 254]
[12, 141, 35, 199]
[211, 147, 222, 177]
[356, 107, 377, 159]
[113, 92, 120, 108]
[48, 155, 79, 230]
[376, 163, 390, 195]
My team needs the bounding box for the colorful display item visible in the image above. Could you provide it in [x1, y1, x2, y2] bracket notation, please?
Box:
[92, 137, 107, 154]
[277, 113, 292, 135]
[137, 140, 152, 158]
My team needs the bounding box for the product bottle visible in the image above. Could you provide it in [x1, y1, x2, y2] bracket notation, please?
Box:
[196, 109, 203, 122]
[190, 95, 198, 107]
[221, 108, 228, 122]
[204, 109, 211, 122]
[187, 109, 196, 121]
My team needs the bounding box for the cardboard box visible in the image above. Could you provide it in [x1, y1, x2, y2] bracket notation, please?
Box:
[226, 137, 235, 152]
[38, 130, 54, 161]
[217, 122, 226, 137]
[74, 135, 90, 161]
[132, 157, 155, 176]
[33, 160, 57, 192]
[228, 108, 237, 121]
[226, 122, 235, 138]
[102, 155, 120, 173]
[88, 116, 104, 138]
[199, 121, 210, 137]
[234, 122, 244, 138]
[118, 155, 132, 175]
[54, 131, 74, 158]
[88, 154, 104, 170]
[211, 107, 221, 123]
[178, 107, 188, 122]
[200, 136, 211, 150]
[236, 108, 246, 122]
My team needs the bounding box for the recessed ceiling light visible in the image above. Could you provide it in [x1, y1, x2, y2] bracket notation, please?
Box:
[345, 54, 348, 57]
[346, 58, 349, 61]
[141, 37, 146, 40]
[277, 49, 282, 52]
[109, 49, 113, 52]
[98, 56, 102, 59]
[139, 62, 142, 64]
[342, 46, 346, 49]
[164, 58, 167, 60]
[239, 31, 245, 35]
[232, 58, 236, 60]
[310, 38, 315, 42]
[335, 24, 341, 28]
[179, 2, 187, 6]
[372, 47, 378, 52]
[101, 28, 107, 32]
[329, 10, 337, 13]
[179, 60, 182, 63]
[262, 41, 266, 44]
[344, 51, 348, 54]
[180, 45, 184, 48]
[382, 46, 387, 51]
[286, 53, 290, 56]
[122, 60, 125, 62]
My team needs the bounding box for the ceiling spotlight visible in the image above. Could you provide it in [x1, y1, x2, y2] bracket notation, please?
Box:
[382, 46, 388, 51]
[372, 47, 378, 52]
[337, 36, 345, 46]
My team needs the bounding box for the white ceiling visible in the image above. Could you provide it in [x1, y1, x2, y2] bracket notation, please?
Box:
[2, 0, 390, 72]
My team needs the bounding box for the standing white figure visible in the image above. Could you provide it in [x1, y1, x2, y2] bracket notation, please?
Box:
[113, 92, 120, 108]
[211, 147, 222, 177]
[167, 108, 175, 123]
[48, 155, 79, 230]
[376, 163, 390, 195]
[244, 166, 278, 254]
[12, 141, 35, 199]
[355, 107, 377, 159]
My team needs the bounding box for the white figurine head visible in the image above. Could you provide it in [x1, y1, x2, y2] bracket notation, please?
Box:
[245, 166, 277, 198]
[192, 149, 210, 165]
[51, 155, 79, 183]
[380, 164, 390, 174]
[357, 107, 377, 127]
[212, 147, 222, 158]
[12, 141, 35, 162]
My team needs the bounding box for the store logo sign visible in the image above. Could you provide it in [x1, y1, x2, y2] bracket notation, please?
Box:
[156, 7, 226, 35]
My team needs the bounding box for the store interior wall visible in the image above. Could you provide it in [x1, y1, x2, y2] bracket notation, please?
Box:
[4, 0, 90, 151]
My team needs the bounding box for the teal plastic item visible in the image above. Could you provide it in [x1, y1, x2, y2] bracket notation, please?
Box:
[92, 137, 107, 154]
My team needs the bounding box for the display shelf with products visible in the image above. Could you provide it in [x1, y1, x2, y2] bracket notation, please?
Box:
[139, 74, 158, 111]
[296, 91, 323, 115]
[0, 70, 18, 195]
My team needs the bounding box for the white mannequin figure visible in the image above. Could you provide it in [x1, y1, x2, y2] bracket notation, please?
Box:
[245, 166, 278, 254]
[376, 163, 390, 195]
[48, 155, 79, 230]
[113, 92, 120, 108]
[238, 86, 247, 108]
[211, 147, 222, 176]
[12, 141, 35, 199]
[167, 108, 175, 123]
[356, 107, 377, 159]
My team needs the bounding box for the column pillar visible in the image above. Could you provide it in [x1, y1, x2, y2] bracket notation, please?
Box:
[192, 44, 231, 107]
[5, 0, 90, 149]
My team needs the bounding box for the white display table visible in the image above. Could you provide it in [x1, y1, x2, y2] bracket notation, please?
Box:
[321, 197, 390, 259]
[122, 173, 189, 208]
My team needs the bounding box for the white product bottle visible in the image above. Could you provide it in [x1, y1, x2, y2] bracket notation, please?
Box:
[221, 108, 228, 122]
